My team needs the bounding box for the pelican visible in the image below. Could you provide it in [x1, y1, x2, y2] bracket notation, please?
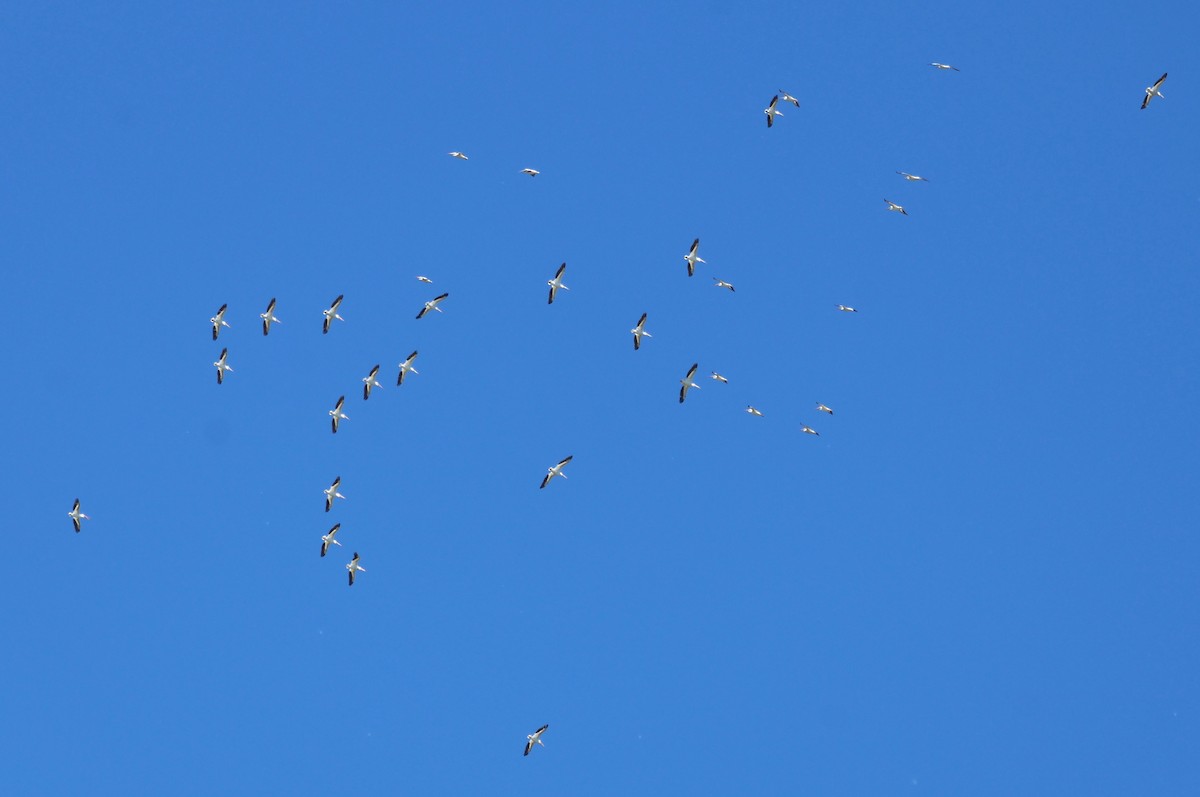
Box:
[713, 278, 735, 292]
[779, 90, 800, 107]
[524, 724, 549, 756]
[347, 552, 366, 586]
[362, 365, 382, 400]
[396, 351, 420, 385]
[448, 151, 468, 160]
[683, 238, 705, 277]
[816, 403, 834, 415]
[1142, 73, 1167, 109]
[416, 275, 433, 284]
[323, 294, 344, 334]
[260, 297, 280, 336]
[547, 262, 570, 304]
[630, 313, 651, 350]
[329, 395, 348, 434]
[679, 362, 700, 403]
[68, 498, 89, 533]
[521, 168, 540, 176]
[213, 348, 233, 384]
[324, 476, 345, 512]
[801, 424, 820, 436]
[836, 305, 858, 312]
[320, 523, 342, 557]
[210, 303, 230, 341]
[930, 62, 960, 71]
[764, 94, 783, 127]
[540, 455, 573, 489]
[746, 405, 764, 417]
[416, 292, 449, 319]
[711, 371, 728, 383]
[884, 199, 908, 216]
[896, 171, 929, 182]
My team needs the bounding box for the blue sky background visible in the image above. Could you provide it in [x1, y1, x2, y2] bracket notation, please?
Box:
[3, 1, 1199, 794]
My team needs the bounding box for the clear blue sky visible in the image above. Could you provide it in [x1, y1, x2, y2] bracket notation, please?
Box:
[4, 2, 1198, 794]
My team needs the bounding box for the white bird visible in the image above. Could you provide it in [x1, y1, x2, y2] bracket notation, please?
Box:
[521, 168, 540, 176]
[323, 294, 344, 334]
[547, 262, 570, 304]
[347, 552, 366, 586]
[362, 365, 382, 400]
[416, 292, 449, 319]
[416, 275, 433, 284]
[896, 171, 929, 182]
[1142, 72, 1167, 109]
[711, 371, 728, 383]
[524, 724, 549, 756]
[746, 405, 764, 417]
[779, 90, 800, 107]
[713, 278, 735, 292]
[214, 348, 233, 384]
[324, 476, 345, 512]
[884, 199, 908, 216]
[540, 456, 573, 489]
[396, 350, 420, 385]
[210, 303, 230, 341]
[448, 151, 468, 160]
[836, 304, 858, 312]
[630, 313, 651, 351]
[679, 363, 701, 403]
[816, 403, 834, 415]
[683, 238, 705, 277]
[329, 395, 348, 434]
[764, 94, 783, 127]
[801, 424, 820, 436]
[260, 297, 280, 336]
[930, 62, 960, 71]
[68, 498, 89, 533]
[321, 523, 342, 557]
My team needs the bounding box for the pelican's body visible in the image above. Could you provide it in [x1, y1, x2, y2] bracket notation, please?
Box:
[746, 405, 763, 417]
[521, 168, 540, 176]
[397, 351, 420, 385]
[764, 94, 783, 127]
[816, 403, 834, 415]
[1142, 73, 1167, 109]
[323, 295, 345, 334]
[260, 298, 280, 336]
[210, 304, 230, 341]
[713, 278, 735, 292]
[930, 62, 960, 71]
[896, 171, 928, 182]
[524, 724, 549, 756]
[416, 293, 449, 319]
[214, 348, 233, 384]
[448, 151, 468, 160]
[801, 424, 820, 436]
[416, 275, 433, 284]
[540, 456, 573, 489]
[321, 523, 342, 557]
[547, 262, 570, 304]
[68, 499, 89, 533]
[684, 238, 705, 277]
[679, 363, 701, 403]
[362, 365, 382, 400]
[711, 371, 728, 383]
[884, 199, 908, 216]
[329, 395, 348, 434]
[836, 305, 858, 312]
[631, 313, 651, 350]
[347, 552, 365, 586]
[324, 477, 345, 512]
[779, 90, 800, 107]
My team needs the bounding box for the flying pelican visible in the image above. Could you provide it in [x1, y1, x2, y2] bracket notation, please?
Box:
[521, 168, 540, 176]
[329, 395, 348, 434]
[68, 499, 89, 533]
[711, 371, 728, 383]
[816, 403, 834, 415]
[836, 305, 858, 312]
[779, 90, 800, 107]
[764, 94, 783, 127]
[324, 476, 345, 512]
[896, 171, 929, 182]
[448, 151, 468, 159]
[213, 348, 233, 384]
[362, 365, 382, 400]
[323, 295, 344, 334]
[540, 456, 573, 489]
[884, 199, 908, 216]
[210, 304, 230, 341]
[679, 363, 701, 403]
[320, 523, 342, 557]
[801, 424, 820, 436]
[524, 724, 549, 756]
[713, 278, 735, 292]
[416, 293, 449, 319]
[630, 313, 651, 350]
[547, 262, 570, 304]
[416, 275, 433, 284]
[930, 62, 960, 71]
[347, 552, 366, 586]
[260, 298, 280, 336]
[746, 406, 764, 417]
[683, 238, 705, 277]
[396, 351, 420, 385]
[1142, 73, 1167, 109]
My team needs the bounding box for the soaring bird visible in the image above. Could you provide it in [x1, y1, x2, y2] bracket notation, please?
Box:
[746, 405, 764, 417]
[210, 304, 230, 341]
[329, 395, 348, 434]
[321, 523, 342, 557]
[764, 94, 783, 127]
[448, 151, 468, 160]
[630, 313, 651, 350]
[260, 298, 280, 336]
[836, 305, 858, 313]
[683, 238, 705, 277]
[801, 424, 820, 436]
[1142, 73, 1168, 109]
[779, 90, 800, 107]
[884, 199, 908, 216]
[213, 348, 233, 384]
[679, 363, 701, 403]
[547, 262, 570, 304]
[930, 62, 960, 71]
[711, 371, 729, 383]
[324, 477, 345, 512]
[416, 275, 433, 284]
[521, 168, 540, 176]
[540, 456, 573, 489]
[524, 724, 549, 756]
[816, 403, 834, 415]
[68, 499, 89, 533]
[896, 171, 929, 182]
[713, 278, 735, 292]
[347, 552, 366, 586]
[416, 293, 449, 319]
[362, 365, 382, 400]
[396, 351, 420, 385]
[323, 295, 345, 334]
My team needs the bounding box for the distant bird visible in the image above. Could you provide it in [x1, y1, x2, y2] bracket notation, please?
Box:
[746, 405, 764, 417]
[896, 171, 929, 182]
[836, 305, 858, 312]
[210, 304, 230, 341]
[68, 499, 89, 533]
[679, 363, 701, 403]
[416, 293, 449, 319]
[323, 294, 344, 334]
[884, 199, 908, 216]
[260, 298, 280, 336]
[396, 351, 420, 385]
[930, 62, 960, 71]
[713, 278, 735, 292]
[816, 403, 834, 415]
[329, 395, 348, 434]
[683, 238, 705, 277]
[540, 455, 573, 489]
[630, 313, 651, 350]
[1142, 72, 1168, 109]
[213, 348, 233, 384]
[764, 94, 783, 127]
[801, 424, 820, 436]
[321, 523, 342, 557]
[448, 151, 468, 160]
[362, 365, 382, 400]
[347, 552, 366, 586]
[324, 476, 345, 512]
[547, 262, 570, 304]
[524, 724, 549, 756]
[416, 275, 433, 284]
[779, 90, 800, 107]
[711, 371, 728, 383]
[521, 168, 540, 177]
